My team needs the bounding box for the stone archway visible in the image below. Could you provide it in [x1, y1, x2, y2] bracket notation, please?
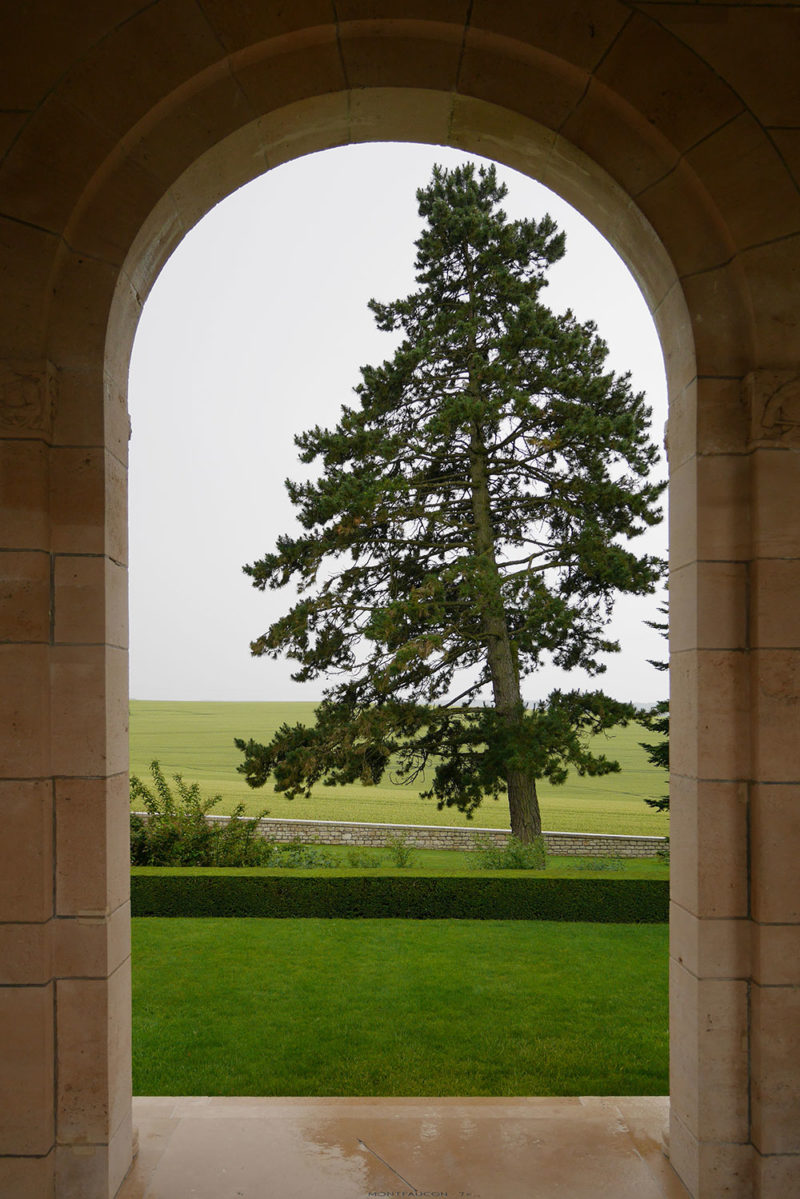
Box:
[2, 9, 799, 1198]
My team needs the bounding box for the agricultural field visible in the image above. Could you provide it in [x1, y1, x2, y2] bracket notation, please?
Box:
[132, 918, 668, 1097]
[129, 700, 669, 837]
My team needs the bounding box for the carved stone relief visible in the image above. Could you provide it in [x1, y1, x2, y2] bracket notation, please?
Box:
[0, 361, 57, 437]
[746, 369, 800, 448]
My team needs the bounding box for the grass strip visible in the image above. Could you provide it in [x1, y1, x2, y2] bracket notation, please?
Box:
[132, 917, 668, 1097]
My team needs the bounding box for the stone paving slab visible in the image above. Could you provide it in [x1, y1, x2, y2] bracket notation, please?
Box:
[119, 1096, 689, 1199]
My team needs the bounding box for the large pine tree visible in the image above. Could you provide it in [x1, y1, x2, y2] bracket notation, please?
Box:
[236, 163, 664, 842]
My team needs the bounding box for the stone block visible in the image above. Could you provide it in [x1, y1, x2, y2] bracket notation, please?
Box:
[0, 219, 60, 358]
[0, 550, 50, 641]
[50, 644, 128, 776]
[560, 76, 676, 201]
[56, 958, 132, 1145]
[637, 158, 732, 279]
[0, 437, 49, 550]
[55, 1102, 133, 1199]
[46, 246, 119, 370]
[234, 29, 344, 114]
[54, 903, 131, 982]
[57, 0, 222, 140]
[461, 28, 585, 132]
[686, 110, 800, 251]
[51, 362, 104, 448]
[669, 777, 748, 920]
[50, 447, 106, 556]
[0, 1151, 55, 1198]
[472, 0, 628, 72]
[0, 93, 116, 234]
[751, 650, 800, 783]
[130, 69, 258, 194]
[670, 649, 750, 782]
[0, 643, 51, 776]
[751, 558, 800, 649]
[753, 924, 800, 988]
[680, 261, 751, 380]
[655, 286, 695, 403]
[594, 12, 742, 155]
[183, 0, 337, 56]
[751, 784, 800, 923]
[56, 774, 130, 917]
[757, 1149, 800, 1198]
[669, 560, 747, 654]
[0, 920, 52, 985]
[669, 959, 749, 1144]
[742, 235, 800, 366]
[668, 1111, 754, 1199]
[350, 87, 452, 147]
[751, 983, 800, 1155]
[0, 778, 53, 920]
[50, 644, 107, 776]
[259, 92, 350, 174]
[669, 904, 750, 981]
[668, 454, 697, 574]
[0, 983, 55, 1155]
[751, 446, 800, 558]
[54, 554, 128, 648]
[669, 376, 750, 466]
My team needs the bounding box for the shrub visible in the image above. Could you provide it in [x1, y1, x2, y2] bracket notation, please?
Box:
[573, 857, 623, 872]
[385, 833, 416, 868]
[346, 848, 383, 868]
[274, 839, 336, 869]
[130, 869, 669, 922]
[471, 834, 547, 870]
[130, 761, 274, 867]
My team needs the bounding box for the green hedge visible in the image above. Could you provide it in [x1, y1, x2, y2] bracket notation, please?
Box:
[131, 869, 668, 922]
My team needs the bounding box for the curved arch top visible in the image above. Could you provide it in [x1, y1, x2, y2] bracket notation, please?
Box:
[108, 87, 691, 404]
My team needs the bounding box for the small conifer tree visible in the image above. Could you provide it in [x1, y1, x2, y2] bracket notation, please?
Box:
[638, 604, 670, 812]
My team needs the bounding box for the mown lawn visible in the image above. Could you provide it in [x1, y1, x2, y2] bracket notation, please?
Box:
[129, 700, 670, 836]
[132, 918, 668, 1096]
[131, 852, 670, 879]
[247, 845, 670, 876]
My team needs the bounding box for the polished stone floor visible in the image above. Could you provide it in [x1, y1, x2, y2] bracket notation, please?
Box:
[119, 1095, 689, 1198]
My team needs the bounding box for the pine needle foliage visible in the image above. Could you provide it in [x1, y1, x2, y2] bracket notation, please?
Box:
[236, 164, 664, 841]
[637, 604, 670, 812]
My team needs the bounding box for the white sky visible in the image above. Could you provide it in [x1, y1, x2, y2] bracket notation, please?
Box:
[128, 141, 668, 704]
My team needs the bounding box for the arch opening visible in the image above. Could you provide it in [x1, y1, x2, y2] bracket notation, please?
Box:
[111, 94, 688, 1185]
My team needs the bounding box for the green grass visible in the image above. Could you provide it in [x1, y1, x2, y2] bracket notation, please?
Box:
[130, 701, 670, 836]
[132, 918, 668, 1096]
[132, 851, 669, 878]
[260, 844, 671, 876]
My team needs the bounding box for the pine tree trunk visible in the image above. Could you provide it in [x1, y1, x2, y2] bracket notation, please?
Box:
[507, 770, 542, 840]
[468, 416, 543, 843]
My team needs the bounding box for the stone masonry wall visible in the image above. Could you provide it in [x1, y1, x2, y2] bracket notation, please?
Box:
[162, 814, 668, 858]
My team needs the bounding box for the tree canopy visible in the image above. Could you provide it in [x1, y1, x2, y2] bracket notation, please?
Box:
[236, 163, 664, 841]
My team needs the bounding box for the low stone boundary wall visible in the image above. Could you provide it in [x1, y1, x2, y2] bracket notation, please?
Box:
[153, 813, 667, 858]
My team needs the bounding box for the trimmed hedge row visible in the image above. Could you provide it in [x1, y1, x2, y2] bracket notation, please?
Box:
[131, 869, 668, 922]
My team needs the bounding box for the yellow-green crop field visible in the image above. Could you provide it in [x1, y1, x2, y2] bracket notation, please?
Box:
[129, 700, 669, 836]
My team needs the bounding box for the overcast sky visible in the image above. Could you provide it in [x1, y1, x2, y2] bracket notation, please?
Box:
[128, 141, 668, 705]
